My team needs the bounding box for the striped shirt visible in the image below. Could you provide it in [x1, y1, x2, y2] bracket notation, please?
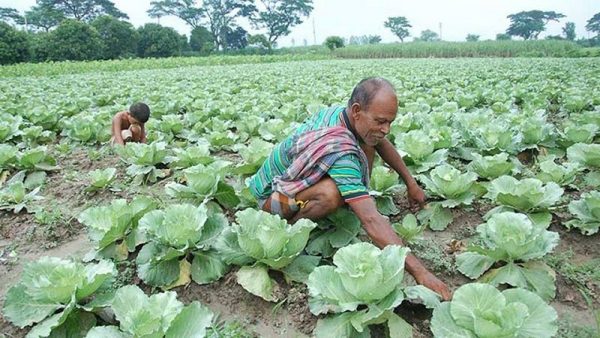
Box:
[248, 106, 370, 203]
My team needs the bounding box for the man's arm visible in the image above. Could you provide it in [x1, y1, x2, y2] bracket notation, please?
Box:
[375, 138, 426, 208]
[111, 114, 125, 146]
[348, 197, 451, 300]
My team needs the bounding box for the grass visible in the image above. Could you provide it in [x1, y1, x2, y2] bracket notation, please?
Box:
[545, 249, 600, 307]
[333, 40, 583, 59]
[557, 311, 600, 338]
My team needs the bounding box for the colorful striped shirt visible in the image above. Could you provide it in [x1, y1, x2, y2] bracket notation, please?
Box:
[248, 106, 370, 203]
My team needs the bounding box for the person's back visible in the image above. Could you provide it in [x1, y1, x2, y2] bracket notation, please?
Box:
[111, 102, 150, 146]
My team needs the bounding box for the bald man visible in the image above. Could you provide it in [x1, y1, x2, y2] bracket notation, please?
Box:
[248, 77, 451, 300]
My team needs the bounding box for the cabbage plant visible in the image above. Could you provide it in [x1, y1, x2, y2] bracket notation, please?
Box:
[78, 197, 156, 261]
[456, 212, 559, 300]
[231, 138, 273, 175]
[370, 165, 404, 215]
[2, 257, 116, 335]
[166, 144, 213, 169]
[567, 143, 600, 169]
[393, 213, 424, 243]
[419, 164, 478, 207]
[116, 141, 170, 185]
[216, 208, 317, 301]
[0, 144, 18, 171]
[85, 285, 214, 338]
[485, 176, 563, 219]
[84, 167, 117, 193]
[565, 191, 600, 235]
[394, 130, 448, 173]
[430, 283, 558, 338]
[535, 155, 581, 187]
[136, 203, 228, 288]
[165, 162, 240, 209]
[307, 242, 440, 338]
[0, 171, 44, 214]
[17, 146, 59, 172]
[558, 123, 598, 148]
[467, 153, 518, 180]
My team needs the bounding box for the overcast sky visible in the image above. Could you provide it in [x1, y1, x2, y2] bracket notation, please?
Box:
[1, 0, 598, 46]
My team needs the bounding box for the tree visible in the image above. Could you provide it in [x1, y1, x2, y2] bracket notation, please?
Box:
[46, 19, 102, 61]
[37, 0, 128, 22]
[148, 0, 255, 51]
[23, 5, 65, 32]
[466, 34, 480, 42]
[224, 26, 248, 50]
[137, 23, 182, 58]
[248, 33, 270, 49]
[586, 13, 600, 37]
[91, 15, 138, 59]
[0, 7, 23, 26]
[190, 25, 214, 53]
[324, 36, 344, 51]
[496, 33, 511, 41]
[506, 10, 565, 40]
[384, 16, 411, 42]
[250, 0, 313, 48]
[562, 22, 576, 40]
[148, 0, 203, 28]
[419, 29, 439, 42]
[348, 35, 381, 45]
[0, 22, 30, 64]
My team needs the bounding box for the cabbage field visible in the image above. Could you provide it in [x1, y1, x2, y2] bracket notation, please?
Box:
[0, 57, 599, 337]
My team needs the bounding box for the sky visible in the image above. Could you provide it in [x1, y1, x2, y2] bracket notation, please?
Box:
[1, 0, 598, 46]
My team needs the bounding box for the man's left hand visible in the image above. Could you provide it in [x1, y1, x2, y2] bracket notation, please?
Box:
[407, 184, 426, 212]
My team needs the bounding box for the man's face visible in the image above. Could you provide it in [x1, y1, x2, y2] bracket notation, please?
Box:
[351, 89, 398, 146]
[127, 113, 141, 126]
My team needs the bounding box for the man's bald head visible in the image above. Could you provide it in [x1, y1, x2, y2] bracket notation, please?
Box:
[347, 77, 396, 111]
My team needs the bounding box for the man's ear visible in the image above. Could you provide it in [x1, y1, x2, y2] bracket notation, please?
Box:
[350, 102, 361, 119]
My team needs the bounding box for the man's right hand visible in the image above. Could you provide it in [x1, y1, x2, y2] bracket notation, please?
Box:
[413, 269, 452, 301]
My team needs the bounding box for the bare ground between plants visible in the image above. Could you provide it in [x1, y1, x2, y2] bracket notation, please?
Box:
[1, 147, 599, 337]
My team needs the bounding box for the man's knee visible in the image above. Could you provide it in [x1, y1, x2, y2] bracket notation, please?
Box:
[311, 179, 344, 213]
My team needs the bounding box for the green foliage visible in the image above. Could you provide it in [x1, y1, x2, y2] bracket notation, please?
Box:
[535, 155, 581, 187]
[85, 285, 214, 337]
[566, 191, 600, 235]
[324, 36, 344, 51]
[0, 22, 30, 65]
[418, 29, 440, 42]
[116, 141, 170, 185]
[586, 12, 600, 36]
[563, 22, 576, 40]
[78, 197, 156, 260]
[468, 153, 518, 180]
[136, 203, 228, 288]
[567, 143, 600, 169]
[419, 164, 478, 208]
[431, 283, 558, 337]
[37, 0, 128, 22]
[466, 34, 480, 42]
[456, 212, 559, 299]
[137, 23, 183, 58]
[384, 16, 411, 42]
[0, 7, 23, 26]
[496, 33, 511, 40]
[393, 213, 424, 243]
[190, 26, 215, 54]
[46, 19, 103, 61]
[91, 15, 138, 59]
[307, 242, 440, 337]
[506, 10, 565, 40]
[85, 168, 117, 193]
[485, 176, 563, 216]
[2, 257, 115, 332]
[333, 40, 581, 58]
[251, 0, 313, 46]
[24, 4, 64, 32]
